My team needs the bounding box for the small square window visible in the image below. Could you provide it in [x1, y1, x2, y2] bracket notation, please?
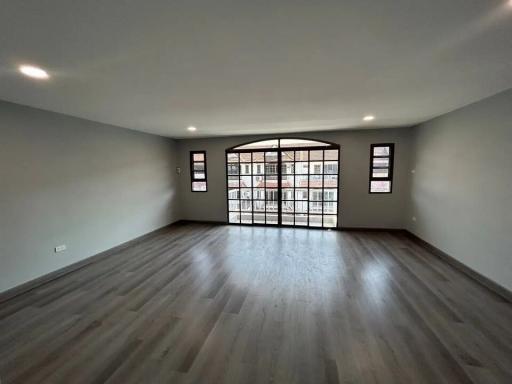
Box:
[370, 181, 391, 193]
[373, 146, 390, 157]
[192, 181, 207, 192]
[193, 153, 205, 162]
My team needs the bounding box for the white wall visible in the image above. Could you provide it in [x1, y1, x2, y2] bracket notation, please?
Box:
[0, 101, 180, 292]
[408, 89, 512, 291]
[177, 128, 412, 228]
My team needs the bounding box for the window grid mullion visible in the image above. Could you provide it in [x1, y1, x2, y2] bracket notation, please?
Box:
[321, 150, 324, 228]
[250, 152, 253, 224]
[238, 158, 241, 222]
[307, 150, 310, 227]
[293, 151, 296, 226]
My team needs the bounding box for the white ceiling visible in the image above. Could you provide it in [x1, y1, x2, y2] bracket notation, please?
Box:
[1, 0, 512, 138]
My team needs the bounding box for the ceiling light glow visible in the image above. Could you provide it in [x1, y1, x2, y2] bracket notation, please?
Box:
[19, 65, 49, 79]
[363, 115, 375, 121]
[187, 126, 197, 132]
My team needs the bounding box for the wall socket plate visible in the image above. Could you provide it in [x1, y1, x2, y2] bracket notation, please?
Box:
[55, 244, 67, 253]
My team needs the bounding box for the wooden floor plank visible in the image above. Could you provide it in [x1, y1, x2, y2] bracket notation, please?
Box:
[0, 223, 511, 384]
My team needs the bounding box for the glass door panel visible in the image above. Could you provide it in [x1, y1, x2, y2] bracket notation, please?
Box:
[279, 149, 339, 228]
[227, 142, 339, 228]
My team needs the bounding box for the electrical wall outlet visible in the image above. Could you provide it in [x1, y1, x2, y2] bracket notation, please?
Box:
[412, 216, 417, 222]
[55, 244, 67, 253]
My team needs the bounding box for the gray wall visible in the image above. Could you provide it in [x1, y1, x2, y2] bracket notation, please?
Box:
[4, 88, 510, 294]
[408, 89, 512, 291]
[0, 101, 180, 292]
[177, 128, 412, 228]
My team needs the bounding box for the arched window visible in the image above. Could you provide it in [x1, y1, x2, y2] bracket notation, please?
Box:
[228, 138, 337, 151]
[226, 138, 340, 228]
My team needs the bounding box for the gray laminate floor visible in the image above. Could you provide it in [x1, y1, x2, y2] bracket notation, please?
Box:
[0, 223, 511, 383]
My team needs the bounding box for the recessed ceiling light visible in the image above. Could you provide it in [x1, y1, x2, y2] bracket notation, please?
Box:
[187, 126, 197, 132]
[363, 115, 375, 121]
[19, 65, 49, 79]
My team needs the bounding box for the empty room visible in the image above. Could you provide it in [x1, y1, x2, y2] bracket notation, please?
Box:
[1, 1, 511, 383]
